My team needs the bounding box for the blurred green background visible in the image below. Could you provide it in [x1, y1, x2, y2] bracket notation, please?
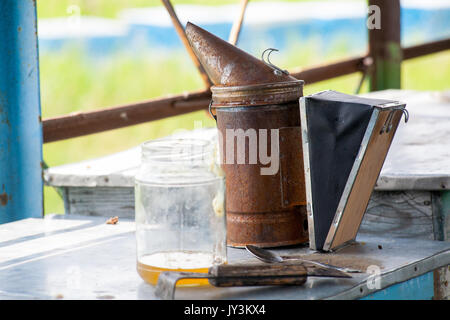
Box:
[38, 0, 450, 214]
[37, 0, 344, 18]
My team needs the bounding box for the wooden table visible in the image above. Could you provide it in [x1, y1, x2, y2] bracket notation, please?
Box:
[44, 90, 450, 242]
[39, 89, 450, 299]
[0, 215, 448, 300]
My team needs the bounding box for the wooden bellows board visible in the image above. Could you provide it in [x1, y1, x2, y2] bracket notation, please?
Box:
[300, 91, 407, 251]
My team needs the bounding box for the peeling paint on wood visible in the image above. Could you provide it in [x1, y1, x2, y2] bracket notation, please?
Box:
[433, 266, 450, 300]
[360, 191, 434, 240]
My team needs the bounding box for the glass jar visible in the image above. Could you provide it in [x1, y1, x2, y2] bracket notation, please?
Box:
[135, 138, 226, 286]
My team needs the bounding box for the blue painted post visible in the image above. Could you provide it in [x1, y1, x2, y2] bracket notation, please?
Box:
[0, 0, 43, 223]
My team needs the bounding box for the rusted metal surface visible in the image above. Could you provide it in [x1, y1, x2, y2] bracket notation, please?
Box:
[41, 38, 450, 143]
[290, 56, 367, 84]
[279, 126, 306, 208]
[226, 207, 308, 248]
[228, 0, 249, 45]
[0, 192, 10, 206]
[211, 81, 303, 108]
[185, 22, 297, 86]
[403, 38, 450, 60]
[184, 22, 308, 247]
[433, 266, 450, 300]
[43, 90, 210, 143]
[160, 0, 211, 88]
[216, 103, 308, 247]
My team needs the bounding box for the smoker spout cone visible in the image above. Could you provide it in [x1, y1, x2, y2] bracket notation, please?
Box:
[185, 22, 298, 86]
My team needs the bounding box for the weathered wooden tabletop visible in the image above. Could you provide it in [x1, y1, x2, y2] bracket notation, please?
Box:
[0, 215, 448, 300]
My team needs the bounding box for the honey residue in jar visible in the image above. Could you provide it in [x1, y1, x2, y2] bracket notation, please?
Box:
[137, 251, 215, 286]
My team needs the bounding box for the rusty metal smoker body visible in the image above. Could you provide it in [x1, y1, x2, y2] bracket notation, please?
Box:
[215, 100, 307, 247]
[186, 22, 308, 247]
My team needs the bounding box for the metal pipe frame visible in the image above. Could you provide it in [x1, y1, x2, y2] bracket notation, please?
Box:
[0, 0, 43, 223]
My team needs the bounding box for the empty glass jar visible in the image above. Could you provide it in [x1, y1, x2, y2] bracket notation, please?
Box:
[135, 138, 226, 286]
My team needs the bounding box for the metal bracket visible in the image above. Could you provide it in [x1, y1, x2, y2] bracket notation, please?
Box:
[208, 100, 217, 122]
[380, 108, 409, 134]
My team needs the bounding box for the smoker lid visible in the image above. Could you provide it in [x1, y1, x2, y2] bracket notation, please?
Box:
[307, 90, 396, 107]
[185, 22, 303, 107]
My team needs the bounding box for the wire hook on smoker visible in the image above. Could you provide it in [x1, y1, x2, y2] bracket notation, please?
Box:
[261, 48, 289, 76]
[209, 100, 217, 122]
[380, 107, 409, 134]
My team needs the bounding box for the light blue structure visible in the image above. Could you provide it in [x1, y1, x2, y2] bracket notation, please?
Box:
[362, 272, 435, 300]
[0, 0, 43, 223]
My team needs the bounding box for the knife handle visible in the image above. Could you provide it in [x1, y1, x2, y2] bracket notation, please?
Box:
[208, 263, 307, 287]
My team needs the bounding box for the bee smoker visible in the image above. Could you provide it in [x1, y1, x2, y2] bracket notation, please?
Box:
[186, 22, 308, 247]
